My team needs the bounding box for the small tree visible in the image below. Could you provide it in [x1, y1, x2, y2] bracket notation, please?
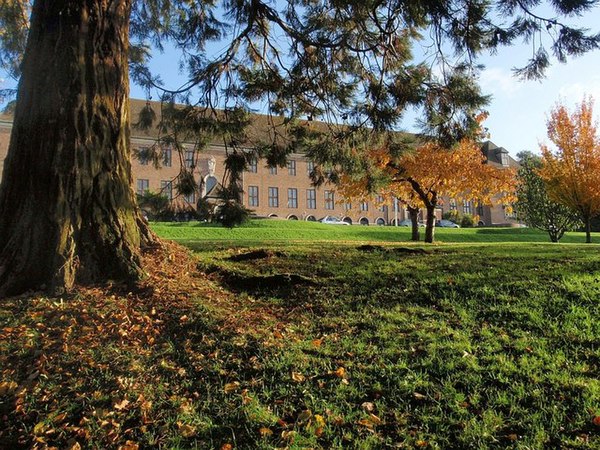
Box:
[539, 98, 600, 243]
[516, 153, 581, 242]
[339, 135, 516, 243]
[393, 138, 516, 243]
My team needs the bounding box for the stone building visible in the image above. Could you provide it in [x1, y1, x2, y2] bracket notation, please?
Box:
[0, 99, 520, 226]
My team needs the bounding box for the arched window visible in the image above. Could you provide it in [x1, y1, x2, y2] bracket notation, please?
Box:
[376, 218, 385, 226]
[205, 176, 218, 194]
[359, 217, 369, 226]
[306, 215, 316, 222]
[342, 217, 352, 225]
[288, 215, 299, 220]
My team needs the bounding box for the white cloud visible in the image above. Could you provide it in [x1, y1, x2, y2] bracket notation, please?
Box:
[557, 78, 600, 105]
[479, 67, 523, 97]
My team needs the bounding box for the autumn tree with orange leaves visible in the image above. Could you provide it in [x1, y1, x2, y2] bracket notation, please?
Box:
[539, 98, 600, 243]
[341, 137, 516, 243]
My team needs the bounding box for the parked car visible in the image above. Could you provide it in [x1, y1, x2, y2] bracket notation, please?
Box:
[320, 216, 350, 225]
[398, 219, 425, 227]
[437, 219, 460, 228]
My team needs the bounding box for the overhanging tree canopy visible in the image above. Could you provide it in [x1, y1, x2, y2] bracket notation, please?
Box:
[0, 0, 598, 295]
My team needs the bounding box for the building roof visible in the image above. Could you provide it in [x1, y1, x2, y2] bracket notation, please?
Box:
[481, 140, 519, 168]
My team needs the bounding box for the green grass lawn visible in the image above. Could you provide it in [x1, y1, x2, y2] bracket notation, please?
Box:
[1, 223, 599, 449]
[151, 218, 596, 246]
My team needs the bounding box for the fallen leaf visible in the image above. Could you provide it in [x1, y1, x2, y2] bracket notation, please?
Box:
[361, 402, 375, 413]
[357, 418, 374, 429]
[66, 441, 82, 450]
[312, 338, 323, 347]
[593, 416, 600, 427]
[291, 372, 305, 383]
[33, 422, 47, 436]
[314, 414, 326, 428]
[177, 422, 196, 438]
[241, 389, 252, 405]
[332, 367, 345, 378]
[53, 412, 68, 424]
[0, 381, 18, 396]
[259, 427, 273, 437]
[118, 441, 140, 450]
[368, 413, 382, 425]
[224, 381, 240, 394]
[220, 444, 233, 450]
[281, 430, 296, 441]
[413, 392, 426, 401]
[415, 440, 428, 447]
[114, 399, 130, 411]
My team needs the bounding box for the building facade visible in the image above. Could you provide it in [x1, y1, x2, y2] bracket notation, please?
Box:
[0, 100, 520, 226]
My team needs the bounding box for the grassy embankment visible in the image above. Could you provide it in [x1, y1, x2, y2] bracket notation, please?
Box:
[152, 218, 594, 246]
[0, 221, 598, 449]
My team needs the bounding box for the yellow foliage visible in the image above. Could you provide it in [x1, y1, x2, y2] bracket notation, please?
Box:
[339, 136, 517, 211]
[538, 97, 600, 220]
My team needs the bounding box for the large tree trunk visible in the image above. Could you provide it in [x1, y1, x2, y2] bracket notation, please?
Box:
[0, 0, 153, 296]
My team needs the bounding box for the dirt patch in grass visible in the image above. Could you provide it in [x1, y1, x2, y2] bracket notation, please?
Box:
[356, 244, 429, 255]
[228, 249, 285, 262]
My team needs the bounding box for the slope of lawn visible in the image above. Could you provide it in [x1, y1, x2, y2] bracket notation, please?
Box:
[151, 218, 595, 245]
[1, 238, 599, 448]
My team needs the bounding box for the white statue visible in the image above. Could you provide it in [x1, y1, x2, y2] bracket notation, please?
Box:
[207, 156, 216, 176]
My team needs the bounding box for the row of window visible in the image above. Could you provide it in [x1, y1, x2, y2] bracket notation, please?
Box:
[139, 148, 316, 177]
[139, 148, 197, 169]
[248, 159, 314, 176]
[136, 179, 195, 203]
[448, 198, 483, 215]
[248, 186, 383, 211]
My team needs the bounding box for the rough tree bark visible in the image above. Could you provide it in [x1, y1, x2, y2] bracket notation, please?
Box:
[424, 203, 436, 244]
[407, 206, 420, 242]
[0, 0, 154, 296]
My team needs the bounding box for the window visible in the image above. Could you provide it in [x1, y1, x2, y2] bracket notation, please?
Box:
[163, 147, 172, 167]
[288, 188, 298, 208]
[360, 201, 369, 212]
[248, 157, 258, 173]
[185, 150, 195, 168]
[205, 176, 218, 194]
[325, 191, 335, 210]
[307, 160, 315, 176]
[160, 180, 173, 200]
[501, 152, 509, 166]
[306, 189, 316, 209]
[449, 198, 457, 211]
[268, 187, 279, 207]
[269, 166, 277, 175]
[477, 204, 484, 216]
[248, 186, 259, 207]
[344, 201, 352, 210]
[184, 192, 196, 204]
[138, 147, 150, 165]
[376, 195, 387, 212]
[136, 179, 149, 195]
[462, 200, 472, 215]
[287, 160, 296, 176]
